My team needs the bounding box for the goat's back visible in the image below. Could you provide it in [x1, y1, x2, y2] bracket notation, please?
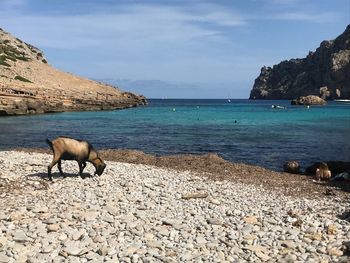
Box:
[52, 137, 91, 160]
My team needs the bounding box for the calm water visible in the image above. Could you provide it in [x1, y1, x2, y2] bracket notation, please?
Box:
[0, 99, 349, 171]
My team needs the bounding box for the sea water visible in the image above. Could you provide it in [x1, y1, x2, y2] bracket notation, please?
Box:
[0, 99, 349, 171]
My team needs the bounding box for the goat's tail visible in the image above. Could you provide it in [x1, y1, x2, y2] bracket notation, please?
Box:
[46, 138, 53, 151]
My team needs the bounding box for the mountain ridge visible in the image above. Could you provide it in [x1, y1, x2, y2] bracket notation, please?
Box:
[249, 25, 350, 100]
[0, 28, 146, 115]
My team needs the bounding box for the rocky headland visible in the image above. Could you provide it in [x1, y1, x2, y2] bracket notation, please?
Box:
[0, 150, 349, 262]
[291, 95, 327, 105]
[0, 28, 146, 116]
[250, 25, 350, 100]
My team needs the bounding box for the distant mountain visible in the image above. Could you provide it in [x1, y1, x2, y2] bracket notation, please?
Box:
[98, 79, 200, 99]
[0, 28, 146, 115]
[250, 25, 350, 100]
[98, 79, 243, 99]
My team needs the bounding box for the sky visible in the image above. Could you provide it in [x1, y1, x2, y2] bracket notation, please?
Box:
[0, 0, 349, 98]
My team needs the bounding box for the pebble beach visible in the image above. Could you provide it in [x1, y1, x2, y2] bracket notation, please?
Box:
[0, 151, 349, 262]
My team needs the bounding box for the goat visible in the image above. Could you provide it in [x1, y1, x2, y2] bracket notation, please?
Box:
[46, 137, 106, 181]
[315, 162, 331, 181]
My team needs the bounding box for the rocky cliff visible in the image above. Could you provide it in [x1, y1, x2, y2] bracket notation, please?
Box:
[249, 25, 350, 100]
[0, 28, 146, 116]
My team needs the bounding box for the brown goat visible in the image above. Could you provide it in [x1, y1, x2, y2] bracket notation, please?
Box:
[46, 137, 106, 181]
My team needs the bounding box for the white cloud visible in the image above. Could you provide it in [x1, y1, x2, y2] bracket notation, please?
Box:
[0, 0, 25, 9]
[0, 3, 246, 50]
[272, 11, 338, 23]
[268, 0, 303, 5]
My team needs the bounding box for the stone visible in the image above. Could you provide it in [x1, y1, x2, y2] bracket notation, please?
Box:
[72, 230, 84, 241]
[281, 240, 296, 249]
[144, 233, 154, 240]
[327, 247, 343, 256]
[327, 224, 337, 235]
[243, 216, 258, 225]
[196, 236, 207, 245]
[97, 245, 109, 256]
[105, 205, 118, 216]
[126, 246, 138, 255]
[210, 198, 221, 205]
[156, 227, 170, 237]
[307, 232, 322, 241]
[255, 251, 270, 262]
[283, 161, 301, 174]
[83, 211, 99, 221]
[146, 241, 163, 249]
[0, 252, 10, 263]
[33, 206, 49, 213]
[47, 224, 60, 232]
[162, 219, 182, 228]
[207, 218, 222, 225]
[13, 230, 29, 242]
[8, 212, 22, 221]
[0, 237, 7, 248]
[64, 246, 82, 256]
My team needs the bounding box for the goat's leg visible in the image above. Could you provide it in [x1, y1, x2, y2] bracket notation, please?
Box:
[48, 156, 60, 181]
[82, 162, 87, 170]
[78, 161, 85, 179]
[58, 160, 64, 177]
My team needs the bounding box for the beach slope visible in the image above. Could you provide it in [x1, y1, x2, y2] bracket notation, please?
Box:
[0, 151, 349, 262]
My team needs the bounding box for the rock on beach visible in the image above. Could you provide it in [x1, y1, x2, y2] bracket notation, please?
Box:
[0, 151, 349, 262]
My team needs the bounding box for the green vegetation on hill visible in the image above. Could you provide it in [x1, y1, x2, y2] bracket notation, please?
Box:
[14, 75, 33, 83]
[0, 41, 31, 67]
[0, 55, 11, 67]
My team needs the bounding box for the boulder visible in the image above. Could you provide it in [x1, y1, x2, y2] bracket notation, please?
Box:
[291, 95, 326, 105]
[283, 161, 301, 174]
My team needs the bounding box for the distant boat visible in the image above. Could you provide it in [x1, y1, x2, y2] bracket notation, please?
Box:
[227, 99, 231, 103]
[334, 99, 350, 104]
[271, 105, 286, 109]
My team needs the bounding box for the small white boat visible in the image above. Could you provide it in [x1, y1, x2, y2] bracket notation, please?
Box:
[334, 99, 350, 104]
[271, 105, 286, 109]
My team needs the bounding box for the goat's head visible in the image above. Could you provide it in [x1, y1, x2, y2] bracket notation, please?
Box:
[93, 157, 106, 176]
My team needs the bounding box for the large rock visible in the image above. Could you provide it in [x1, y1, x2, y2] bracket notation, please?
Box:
[291, 95, 326, 105]
[250, 25, 350, 100]
[283, 161, 301, 174]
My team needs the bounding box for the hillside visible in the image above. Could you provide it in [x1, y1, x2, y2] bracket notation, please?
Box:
[0, 28, 146, 115]
[249, 25, 350, 100]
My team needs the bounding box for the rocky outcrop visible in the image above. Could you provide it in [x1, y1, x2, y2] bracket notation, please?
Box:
[291, 95, 326, 105]
[250, 25, 350, 100]
[0, 28, 146, 116]
[283, 161, 301, 174]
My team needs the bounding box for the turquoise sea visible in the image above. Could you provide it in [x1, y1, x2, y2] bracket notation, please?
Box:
[0, 99, 349, 171]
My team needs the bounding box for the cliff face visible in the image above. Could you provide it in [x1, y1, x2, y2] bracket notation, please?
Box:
[249, 25, 350, 100]
[0, 28, 146, 116]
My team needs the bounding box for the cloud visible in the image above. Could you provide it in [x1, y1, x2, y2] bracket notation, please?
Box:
[0, 3, 246, 50]
[0, 0, 25, 9]
[261, 0, 339, 23]
[272, 11, 338, 23]
[268, 0, 303, 5]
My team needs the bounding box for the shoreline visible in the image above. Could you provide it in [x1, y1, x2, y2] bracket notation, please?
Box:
[0, 150, 349, 262]
[9, 148, 350, 199]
